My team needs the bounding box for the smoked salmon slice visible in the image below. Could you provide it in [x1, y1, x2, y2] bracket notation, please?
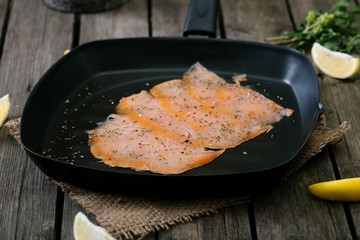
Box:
[150, 63, 293, 148]
[88, 114, 224, 174]
[88, 62, 293, 174]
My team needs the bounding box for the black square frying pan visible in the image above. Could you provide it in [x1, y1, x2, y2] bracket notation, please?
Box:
[20, 0, 322, 195]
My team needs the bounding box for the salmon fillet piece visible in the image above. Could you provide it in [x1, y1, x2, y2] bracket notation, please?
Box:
[88, 114, 224, 174]
[150, 63, 293, 148]
[88, 62, 293, 174]
[116, 90, 198, 145]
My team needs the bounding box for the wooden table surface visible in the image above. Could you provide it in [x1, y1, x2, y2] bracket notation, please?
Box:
[1, 0, 360, 239]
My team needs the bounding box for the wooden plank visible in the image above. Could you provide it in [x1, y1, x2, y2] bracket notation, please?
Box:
[152, 0, 191, 37]
[79, 0, 148, 44]
[221, 0, 293, 42]
[0, 0, 73, 239]
[160, 205, 251, 240]
[317, 74, 360, 237]
[221, 0, 352, 238]
[291, 0, 360, 237]
[59, 0, 151, 239]
[254, 154, 351, 238]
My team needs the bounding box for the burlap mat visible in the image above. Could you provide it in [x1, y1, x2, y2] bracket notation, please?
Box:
[4, 115, 349, 239]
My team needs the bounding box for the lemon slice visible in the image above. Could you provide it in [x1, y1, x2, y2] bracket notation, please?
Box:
[309, 177, 360, 201]
[0, 94, 11, 127]
[73, 212, 115, 240]
[311, 42, 359, 79]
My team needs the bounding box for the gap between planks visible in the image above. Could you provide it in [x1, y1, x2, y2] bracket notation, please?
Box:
[0, 0, 14, 62]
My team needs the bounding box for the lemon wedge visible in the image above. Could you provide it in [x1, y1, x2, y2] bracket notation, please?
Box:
[0, 94, 11, 127]
[73, 212, 115, 240]
[311, 42, 359, 79]
[309, 177, 360, 201]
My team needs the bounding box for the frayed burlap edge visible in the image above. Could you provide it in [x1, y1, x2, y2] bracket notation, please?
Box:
[4, 115, 349, 240]
[4, 118, 21, 145]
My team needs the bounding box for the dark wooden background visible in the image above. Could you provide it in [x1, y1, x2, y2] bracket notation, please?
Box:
[1, 0, 359, 239]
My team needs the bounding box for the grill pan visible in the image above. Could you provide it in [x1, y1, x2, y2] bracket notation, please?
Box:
[20, 0, 322, 195]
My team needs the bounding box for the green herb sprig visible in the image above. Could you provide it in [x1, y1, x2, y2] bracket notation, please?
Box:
[267, 0, 360, 53]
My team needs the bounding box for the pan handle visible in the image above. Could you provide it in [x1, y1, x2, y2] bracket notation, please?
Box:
[183, 0, 218, 38]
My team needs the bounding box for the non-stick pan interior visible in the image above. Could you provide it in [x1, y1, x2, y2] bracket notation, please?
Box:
[21, 38, 321, 180]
